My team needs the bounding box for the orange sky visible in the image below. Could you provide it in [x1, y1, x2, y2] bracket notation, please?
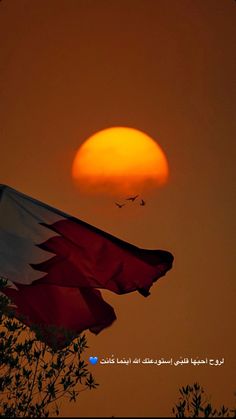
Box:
[0, 0, 235, 416]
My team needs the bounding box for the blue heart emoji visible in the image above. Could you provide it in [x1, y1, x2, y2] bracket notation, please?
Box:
[89, 356, 98, 365]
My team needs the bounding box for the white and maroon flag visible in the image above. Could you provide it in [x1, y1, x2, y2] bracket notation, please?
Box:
[0, 184, 173, 348]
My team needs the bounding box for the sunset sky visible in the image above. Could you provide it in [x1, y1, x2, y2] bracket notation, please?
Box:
[0, 0, 235, 417]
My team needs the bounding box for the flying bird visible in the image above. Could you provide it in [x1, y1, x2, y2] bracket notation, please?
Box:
[126, 194, 139, 202]
[115, 202, 125, 208]
[140, 199, 146, 206]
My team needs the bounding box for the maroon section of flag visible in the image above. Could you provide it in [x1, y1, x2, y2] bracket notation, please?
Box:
[32, 218, 174, 296]
[3, 284, 116, 348]
[0, 184, 174, 349]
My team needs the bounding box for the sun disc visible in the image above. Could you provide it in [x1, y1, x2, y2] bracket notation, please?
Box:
[72, 127, 169, 195]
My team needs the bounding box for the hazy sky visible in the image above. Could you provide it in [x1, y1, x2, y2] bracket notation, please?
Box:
[0, 0, 235, 416]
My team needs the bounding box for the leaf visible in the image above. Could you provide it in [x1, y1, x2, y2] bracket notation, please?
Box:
[85, 373, 99, 390]
[47, 382, 56, 399]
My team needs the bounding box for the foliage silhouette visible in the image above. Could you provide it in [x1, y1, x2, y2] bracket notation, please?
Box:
[0, 277, 98, 417]
[172, 382, 236, 417]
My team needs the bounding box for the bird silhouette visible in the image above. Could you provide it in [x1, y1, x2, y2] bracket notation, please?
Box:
[126, 194, 139, 202]
[140, 199, 146, 206]
[115, 202, 125, 208]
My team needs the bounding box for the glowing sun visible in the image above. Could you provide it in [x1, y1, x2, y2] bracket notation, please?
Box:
[72, 127, 169, 195]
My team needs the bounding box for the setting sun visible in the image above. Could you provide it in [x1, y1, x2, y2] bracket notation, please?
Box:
[72, 127, 169, 195]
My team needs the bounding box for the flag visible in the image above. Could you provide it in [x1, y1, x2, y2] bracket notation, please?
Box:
[0, 184, 174, 348]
